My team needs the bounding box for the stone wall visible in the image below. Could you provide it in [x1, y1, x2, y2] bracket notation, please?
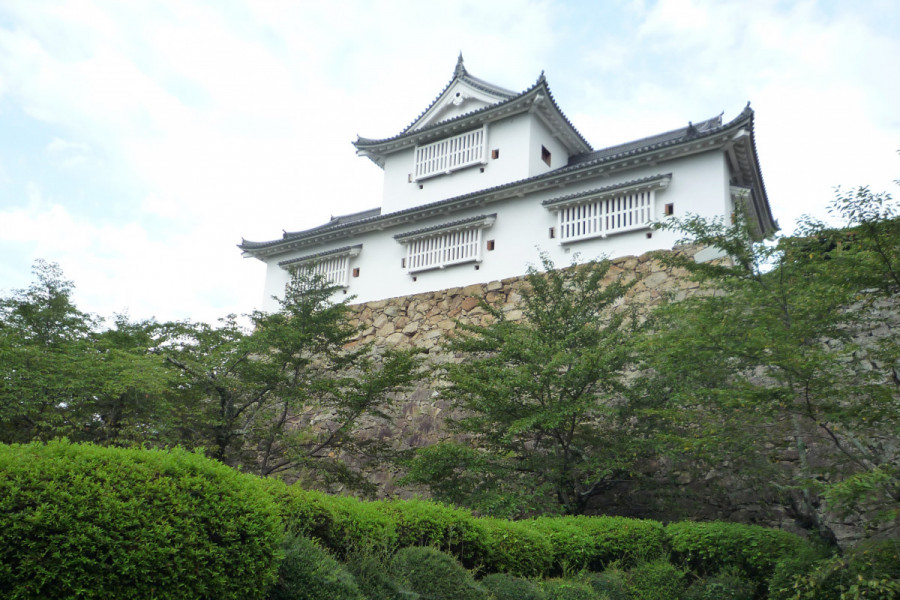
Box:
[338, 246, 713, 501]
[330, 245, 891, 545]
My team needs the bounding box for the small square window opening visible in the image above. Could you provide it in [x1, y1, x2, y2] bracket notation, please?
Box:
[664, 203, 674, 216]
[541, 145, 551, 167]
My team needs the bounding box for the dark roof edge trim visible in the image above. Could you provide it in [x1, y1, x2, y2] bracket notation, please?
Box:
[278, 245, 362, 268]
[542, 173, 673, 210]
[394, 214, 497, 242]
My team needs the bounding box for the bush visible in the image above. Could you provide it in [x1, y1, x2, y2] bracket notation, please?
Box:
[0, 440, 283, 600]
[532, 515, 666, 572]
[627, 558, 687, 600]
[684, 567, 755, 600]
[262, 481, 397, 554]
[373, 497, 489, 565]
[665, 520, 808, 582]
[344, 550, 414, 600]
[481, 573, 547, 600]
[268, 534, 363, 600]
[767, 543, 833, 600]
[480, 517, 556, 577]
[540, 578, 603, 600]
[580, 565, 630, 600]
[390, 545, 487, 600]
[770, 539, 900, 600]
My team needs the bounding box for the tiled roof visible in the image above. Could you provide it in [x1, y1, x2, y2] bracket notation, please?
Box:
[567, 113, 724, 167]
[354, 72, 592, 155]
[394, 213, 497, 241]
[542, 174, 673, 208]
[400, 54, 517, 134]
[240, 105, 773, 256]
[277, 245, 362, 268]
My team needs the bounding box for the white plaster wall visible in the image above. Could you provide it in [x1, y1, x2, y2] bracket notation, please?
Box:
[528, 117, 571, 175]
[258, 151, 730, 312]
[380, 113, 547, 214]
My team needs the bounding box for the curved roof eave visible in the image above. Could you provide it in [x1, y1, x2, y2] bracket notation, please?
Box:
[243, 106, 771, 259]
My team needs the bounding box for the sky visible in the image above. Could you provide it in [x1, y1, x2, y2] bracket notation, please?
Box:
[1, 0, 898, 325]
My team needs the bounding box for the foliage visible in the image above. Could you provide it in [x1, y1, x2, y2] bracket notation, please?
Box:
[626, 557, 687, 600]
[0, 440, 283, 600]
[531, 515, 666, 573]
[389, 545, 488, 600]
[539, 578, 603, 600]
[164, 271, 420, 483]
[579, 565, 630, 600]
[405, 254, 641, 516]
[268, 534, 364, 600]
[344, 548, 416, 600]
[644, 185, 900, 541]
[481, 573, 547, 600]
[683, 566, 755, 600]
[373, 497, 491, 566]
[479, 517, 556, 577]
[769, 539, 900, 600]
[0, 261, 182, 446]
[261, 480, 397, 554]
[665, 520, 809, 582]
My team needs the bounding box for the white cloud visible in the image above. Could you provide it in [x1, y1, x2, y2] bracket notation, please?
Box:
[0, 0, 897, 323]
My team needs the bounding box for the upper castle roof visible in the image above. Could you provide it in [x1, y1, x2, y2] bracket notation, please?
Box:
[241, 103, 775, 257]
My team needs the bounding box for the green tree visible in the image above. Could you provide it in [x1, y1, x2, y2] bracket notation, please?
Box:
[404, 255, 640, 516]
[0, 261, 177, 445]
[165, 272, 420, 487]
[641, 186, 899, 542]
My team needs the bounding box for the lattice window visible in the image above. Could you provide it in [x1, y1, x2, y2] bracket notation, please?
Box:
[298, 255, 351, 288]
[557, 189, 654, 242]
[414, 126, 486, 181]
[280, 246, 361, 288]
[396, 216, 495, 274]
[405, 227, 482, 273]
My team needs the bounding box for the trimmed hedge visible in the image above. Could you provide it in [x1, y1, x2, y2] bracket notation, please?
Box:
[0, 440, 283, 600]
[665, 520, 810, 582]
[627, 557, 687, 600]
[531, 515, 666, 572]
[373, 497, 490, 564]
[540, 578, 601, 600]
[262, 481, 396, 554]
[479, 517, 556, 577]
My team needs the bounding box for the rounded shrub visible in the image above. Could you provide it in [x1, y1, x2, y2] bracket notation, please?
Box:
[390, 545, 487, 600]
[268, 534, 364, 600]
[344, 550, 414, 600]
[684, 567, 755, 600]
[540, 578, 603, 600]
[0, 440, 283, 600]
[665, 520, 808, 583]
[481, 573, 546, 600]
[579, 565, 630, 600]
[627, 558, 687, 600]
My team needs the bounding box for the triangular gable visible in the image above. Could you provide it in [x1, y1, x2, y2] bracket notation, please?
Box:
[406, 54, 516, 132]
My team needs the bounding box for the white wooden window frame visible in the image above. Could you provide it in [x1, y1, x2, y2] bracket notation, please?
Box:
[413, 126, 487, 181]
[546, 177, 671, 244]
[280, 246, 361, 288]
[397, 216, 496, 274]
